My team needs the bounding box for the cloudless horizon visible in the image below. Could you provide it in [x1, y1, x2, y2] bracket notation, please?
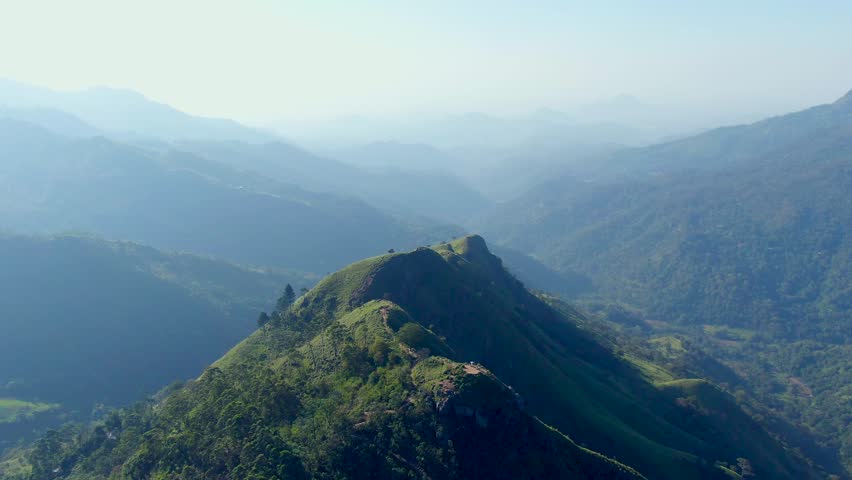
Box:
[2, 0, 851, 124]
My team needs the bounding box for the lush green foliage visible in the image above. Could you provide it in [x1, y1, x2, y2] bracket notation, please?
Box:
[481, 93, 852, 476]
[0, 400, 58, 425]
[18, 237, 821, 479]
[17, 302, 640, 479]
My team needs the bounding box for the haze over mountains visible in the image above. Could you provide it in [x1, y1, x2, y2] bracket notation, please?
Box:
[1, 76, 852, 480]
[3, 1, 852, 478]
[0, 79, 275, 143]
[270, 92, 766, 151]
[480, 90, 852, 474]
[0, 118, 451, 271]
[481, 89, 852, 330]
[0, 79, 492, 225]
[0, 234, 311, 408]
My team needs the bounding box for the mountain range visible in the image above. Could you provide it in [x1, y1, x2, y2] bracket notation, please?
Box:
[0, 79, 274, 142]
[0, 80, 491, 226]
[8, 237, 821, 480]
[480, 89, 852, 474]
[0, 234, 315, 451]
[2, 77, 852, 479]
[0, 118, 458, 272]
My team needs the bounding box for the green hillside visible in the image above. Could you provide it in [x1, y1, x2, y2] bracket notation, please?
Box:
[18, 236, 819, 479]
[0, 234, 315, 451]
[481, 91, 852, 475]
[0, 400, 58, 425]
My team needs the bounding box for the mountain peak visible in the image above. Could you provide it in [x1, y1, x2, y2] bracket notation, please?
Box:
[451, 234, 489, 255]
[438, 234, 507, 276]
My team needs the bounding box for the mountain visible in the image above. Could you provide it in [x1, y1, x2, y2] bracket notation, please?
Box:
[0, 119, 451, 272]
[0, 79, 274, 142]
[272, 109, 663, 201]
[481, 91, 852, 474]
[0, 107, 101, 138]
[329, 141, 461, 172]
[0, 233, 315, 451]
[449, 141, 622, 200]
[329, 140, 624, 202]
[15, 236, 820, 479]
[587, 88, 852, 178]
[0, 80, 491, 224]
[273, 105, 660, 151]
[177, 140, 492, 224]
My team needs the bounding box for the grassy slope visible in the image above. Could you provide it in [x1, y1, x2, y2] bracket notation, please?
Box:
[19, 236, 818, 479]
[0, 399, 58, 424]
[26, 283, 643, 479]
[217, 236, 815, 479]
[0, 449, 31, 478]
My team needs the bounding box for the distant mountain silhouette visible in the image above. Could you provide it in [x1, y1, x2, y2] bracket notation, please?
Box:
[0, 78, 275, 142]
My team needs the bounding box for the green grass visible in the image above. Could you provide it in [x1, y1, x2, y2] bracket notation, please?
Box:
[650, 335, 686, 352]
[701, 325, 756, 342]
[622, 353, 676, 383]
[0, 449, 31, 478]
[0, 398, 58, 424]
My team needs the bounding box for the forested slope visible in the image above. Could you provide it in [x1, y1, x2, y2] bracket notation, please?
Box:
[16, 237, 819, 479]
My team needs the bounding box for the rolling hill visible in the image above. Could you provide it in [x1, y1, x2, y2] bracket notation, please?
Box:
[591, 88, 852, 178]
[0, 233, 315, 451]
[14, 236, 821, 479]
[176, 140, 491, 224]
[1, 80, 492, 225]
[0, 118, 453, 272]
[480, 90, 852, 474]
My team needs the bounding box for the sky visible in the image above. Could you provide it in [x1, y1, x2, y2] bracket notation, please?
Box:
[1, 0, 851, 123]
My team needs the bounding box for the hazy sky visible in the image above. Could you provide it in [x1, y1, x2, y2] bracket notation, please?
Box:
[1, 0, 851, 122]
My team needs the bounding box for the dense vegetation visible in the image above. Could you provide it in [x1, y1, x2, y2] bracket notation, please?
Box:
[482, 91, 852, 475]
[0, 234, 314, 451]
[4, 79, 850, 479]
[10, 237, 822, 479]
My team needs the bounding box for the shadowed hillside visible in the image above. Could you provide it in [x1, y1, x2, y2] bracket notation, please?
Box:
[0, 234, 315, 451]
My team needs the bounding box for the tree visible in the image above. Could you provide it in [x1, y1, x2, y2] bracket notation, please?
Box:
[300, 287, 309, 295]
[369, 339, 390, 365]
[277, 284, 296, 311]
[327, 323, 346, 359]
[257, 312, 270, 328]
